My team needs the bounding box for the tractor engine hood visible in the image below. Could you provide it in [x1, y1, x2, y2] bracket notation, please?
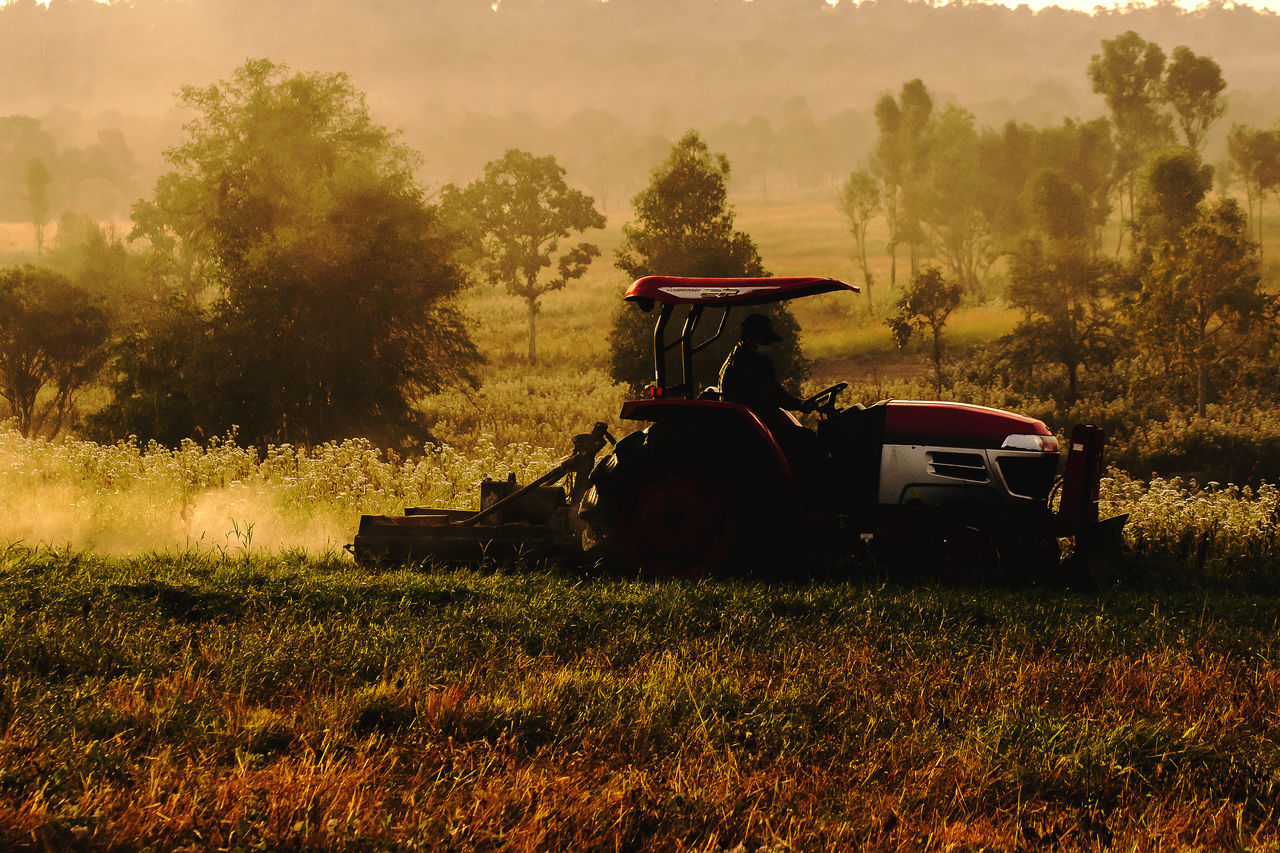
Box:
[883, 401, 1057, 452]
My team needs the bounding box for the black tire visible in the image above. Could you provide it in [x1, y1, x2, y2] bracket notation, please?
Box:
[580, 427, 753, 578]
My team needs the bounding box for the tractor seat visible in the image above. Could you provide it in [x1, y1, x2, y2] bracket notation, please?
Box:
[698, 386, 723, 401]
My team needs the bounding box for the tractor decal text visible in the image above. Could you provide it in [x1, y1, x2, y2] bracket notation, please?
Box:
[657, 286, 781, 300]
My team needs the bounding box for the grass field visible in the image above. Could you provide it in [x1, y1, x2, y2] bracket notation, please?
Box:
[3, 547, 1280, 850]
[6, 199, 1280, 850]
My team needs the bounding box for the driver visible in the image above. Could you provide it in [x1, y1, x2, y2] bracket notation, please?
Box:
[719, 314, 823, 477]
[719, 313, 811, 428]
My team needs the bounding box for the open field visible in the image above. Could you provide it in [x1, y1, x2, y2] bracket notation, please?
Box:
[2, 547, 1280, 850]
[6, 198, 1280, 850]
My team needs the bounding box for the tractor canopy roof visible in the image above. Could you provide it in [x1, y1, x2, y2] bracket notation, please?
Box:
[624, 276, 858, 308]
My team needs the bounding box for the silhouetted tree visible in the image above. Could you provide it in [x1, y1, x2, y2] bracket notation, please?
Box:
[1023, 169, 1092, 243]
[443, 149, 605, 365]
[1132, 147, 1213, 248]
[918, 105, 998, 297]
[886, 266, 963, 396]
[1133, 199, 1267, 417]
[610, 130, 805, 392]
[976, 117, 1115, 252]
[1227, 124, 1280, 251]
[1089, 31, 1175, 251]
[838, 169, 880, 311]
[23, 158, 50, 255]
[103, 59, 479, 447]
[47, 213, 142, 304]
[0, 116, 56, 222]
[0, 265, 110, 438]
[874, 79, 934, 286]
[1003, 239, 1118, 405]
[1164, 45, 1226, 153]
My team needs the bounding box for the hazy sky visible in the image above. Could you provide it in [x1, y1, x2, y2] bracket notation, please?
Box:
[26, 0, 1280, 12]
[1005, 0, 1280, 10]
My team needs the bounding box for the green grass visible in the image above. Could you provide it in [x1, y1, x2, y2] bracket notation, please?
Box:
[2, 547, 1279, 850]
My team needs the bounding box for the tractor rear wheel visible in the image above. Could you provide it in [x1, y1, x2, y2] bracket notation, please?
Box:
[580, 428, 750, 578]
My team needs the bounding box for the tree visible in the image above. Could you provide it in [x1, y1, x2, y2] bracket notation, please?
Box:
[443, 150, 605, 365]
[1227, 124, 1280, 251]
[0, 116, 57, 222]
[103, 59, 479, 447]
[917, 105, 998, 297]
[886, 267, 963, 397]
[61, 128, 139, 220]
[838, 169, 880, 311]
[1163, 46, 1227, 153]
[1133, 199, 1267, 418]
[24, 158, 50, 256]
[610, 130, 805, 392]
[48, 213, 143, 305]
[873, 80, 934, 287]
[0, 265, 110, 438]
[1089, 31, 1175, 252]
[1002, 240, 1118, 405]
[1132, 147, 1213, 248]
[977, 118, 1115, 252]
[1023, 169, 1092, 243]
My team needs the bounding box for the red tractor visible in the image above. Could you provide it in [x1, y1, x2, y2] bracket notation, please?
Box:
[352, 276, 1122, 584]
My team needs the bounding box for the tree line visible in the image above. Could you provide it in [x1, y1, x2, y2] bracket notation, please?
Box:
[0, 58, 806, 449]
[870, 32, 1280, 479]
[4, 34, 1280, 472]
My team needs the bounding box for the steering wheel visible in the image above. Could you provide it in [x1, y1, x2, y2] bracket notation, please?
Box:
[801, 382, 848, 416]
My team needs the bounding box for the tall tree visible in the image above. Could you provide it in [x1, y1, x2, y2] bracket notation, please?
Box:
[1002, 239, 1118, 405]
[1089, 31, 1175, 252]
[0, 265, 110, 438]
[977, 118, 1115, 252]
[917, 105, 998, 297]
[610, 130, 805, 392]
[873, 79, 934, 287]
[443, 150, 605, 365]
[1133, 199, 1267, 418]
[838, 168, 880, 311]
[1227, 124, 1280, 251]
[1132, 147, 1213, 249]
[1023, 169, 1092, 243]
[103, 59, 479, 447]
[1163, 45, 1227, 153]
[23, 158, 50, 256]
[0, 116, 56, 222]
[886, 266, 963, 397]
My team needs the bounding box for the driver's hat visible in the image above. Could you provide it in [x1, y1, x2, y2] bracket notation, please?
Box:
[742, 313, 782, 343]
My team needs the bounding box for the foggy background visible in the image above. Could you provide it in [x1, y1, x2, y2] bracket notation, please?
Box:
[4, 0, 1280, 221]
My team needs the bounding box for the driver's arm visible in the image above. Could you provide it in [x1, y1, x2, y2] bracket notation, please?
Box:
[765, 362, 808, 411]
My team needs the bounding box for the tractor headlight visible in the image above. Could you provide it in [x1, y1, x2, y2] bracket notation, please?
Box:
[1001, 433, 1059, 452]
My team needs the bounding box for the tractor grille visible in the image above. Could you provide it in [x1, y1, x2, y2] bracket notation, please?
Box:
[997, 456, 1058, 501]
[927, 451, 988, 482]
